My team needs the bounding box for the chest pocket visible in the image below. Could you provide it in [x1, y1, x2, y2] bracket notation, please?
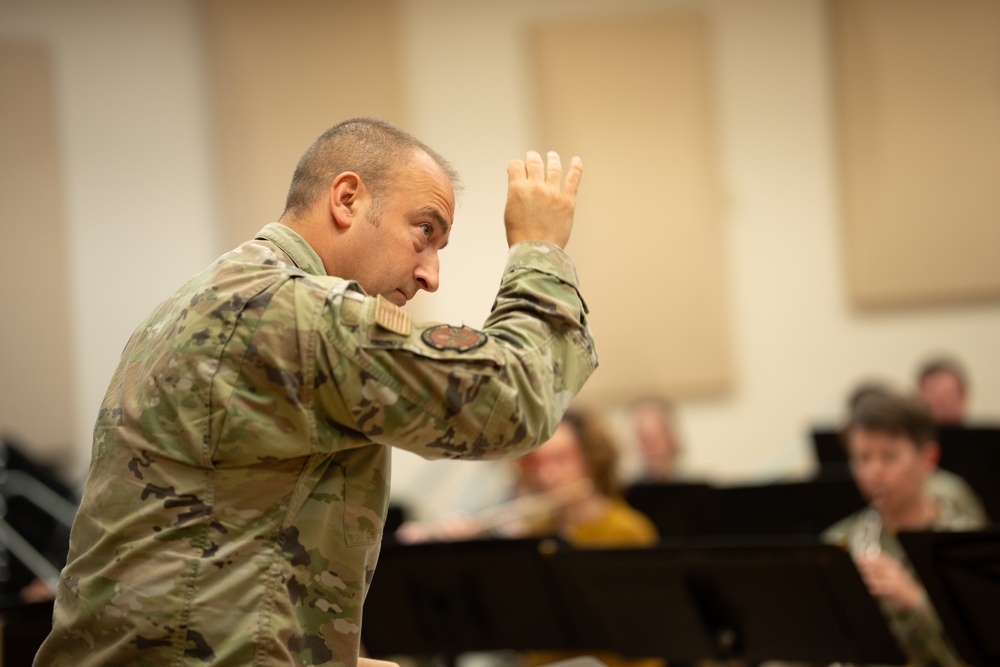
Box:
[278, 447, 387, 547]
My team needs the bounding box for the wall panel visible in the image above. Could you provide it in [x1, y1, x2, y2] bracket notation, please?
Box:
[832, 0, 1000, 307]
[202, 0, 406, 249]
[531, 14, 731, 400]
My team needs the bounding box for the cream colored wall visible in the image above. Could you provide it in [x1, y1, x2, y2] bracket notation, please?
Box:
[0, 42, 74, 470]
[834, 0, 1000, 308]
[0, 0, 218, 483]
[1, 0, 998, 496]
[200, 0, 407, 250]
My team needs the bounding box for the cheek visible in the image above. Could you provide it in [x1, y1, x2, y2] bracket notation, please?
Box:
[538, 469, 565, 491]
[566, 458, 589, 482]
[884, 460, 919, 491]
[906, 459, 928, 485]
[854, 468, 877, 492]
[378, 241, 413, 283]
[854, 462, 887, 494]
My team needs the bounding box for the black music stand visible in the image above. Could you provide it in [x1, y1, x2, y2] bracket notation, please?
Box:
[811, 428, 849, 473]
[550, 541, 905, 665]
[362, 538, 906, 665]
[624, 482, 714, 538]
[703, 478, 866, 537]
[362, 538, 576, 659]
[935, 426, 1000, 523]
[899, 529, 1000, 667]
[626, 478, 866, 539]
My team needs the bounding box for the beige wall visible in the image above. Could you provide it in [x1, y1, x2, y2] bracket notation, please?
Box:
[532, 14, 732, 401]
[1, 0, 998, 502]
[0, 0, 218, 483]
[833, 0, 1000, 308]
[201, 0, 406, 249]
[0, 42, 75, 471]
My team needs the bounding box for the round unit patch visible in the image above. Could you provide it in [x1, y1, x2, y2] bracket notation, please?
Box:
[421, 325, 488, 352]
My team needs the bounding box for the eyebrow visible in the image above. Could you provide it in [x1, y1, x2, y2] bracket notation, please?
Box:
[423, 208, 451, 249]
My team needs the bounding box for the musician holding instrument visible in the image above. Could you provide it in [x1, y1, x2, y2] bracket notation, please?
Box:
[512, 408, 658, 547]
[396, 407, 657, 548]
[823, 391, 987, 667]
[396, 407, 660, 667]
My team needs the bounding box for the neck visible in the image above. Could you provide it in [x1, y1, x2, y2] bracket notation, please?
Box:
[881, 493, 938, 533]
[279, 213, 336, 276]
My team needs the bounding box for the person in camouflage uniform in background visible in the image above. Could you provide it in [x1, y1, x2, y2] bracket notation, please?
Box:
[823, 392, 987, 667]
[35, 118, 596, 666]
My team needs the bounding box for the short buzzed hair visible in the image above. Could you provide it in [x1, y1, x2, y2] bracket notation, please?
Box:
[844, 392, 937, 449]
[282, 117, 460, 218]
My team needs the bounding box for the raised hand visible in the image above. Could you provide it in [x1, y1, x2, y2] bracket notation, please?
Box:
[504, 150, 583, 248]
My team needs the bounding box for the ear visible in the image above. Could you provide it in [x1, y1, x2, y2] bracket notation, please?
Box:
[920, 440, 941, 474]
[328, 172, 365, 229]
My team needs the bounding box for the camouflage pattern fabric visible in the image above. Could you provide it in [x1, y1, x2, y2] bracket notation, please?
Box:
[823, 493, 987, 667]
[927, 468, 990, 525]
[35, 222, 597, 667]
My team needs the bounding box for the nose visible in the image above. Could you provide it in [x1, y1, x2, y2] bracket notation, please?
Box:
[414, 252, 440, 293]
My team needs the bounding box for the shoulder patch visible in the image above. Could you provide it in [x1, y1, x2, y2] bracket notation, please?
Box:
[375, 294, 412, 336]
[421, 325, 488, 352]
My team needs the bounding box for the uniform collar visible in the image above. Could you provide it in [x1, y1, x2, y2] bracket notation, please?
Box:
[254, 222, 327, 277]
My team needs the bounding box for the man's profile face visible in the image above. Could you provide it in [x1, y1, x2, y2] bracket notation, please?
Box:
[351, 151, 455, 306]
[847, 427, 934, 519]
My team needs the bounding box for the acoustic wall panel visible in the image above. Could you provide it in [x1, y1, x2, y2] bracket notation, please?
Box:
[201, 0, 406, 249]
[531, 14, 731, 400]
[832, 0, 1000, 307]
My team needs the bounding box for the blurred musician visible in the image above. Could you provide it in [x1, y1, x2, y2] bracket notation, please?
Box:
[396, 407, 660, 667]
[824, 392, 987, 667]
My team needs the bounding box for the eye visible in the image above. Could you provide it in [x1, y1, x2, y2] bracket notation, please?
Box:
[419, 223, 433, 238]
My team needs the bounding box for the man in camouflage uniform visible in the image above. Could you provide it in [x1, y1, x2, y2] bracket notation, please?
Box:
[823, 392, 986, 667]
[35, 118, 596, 666]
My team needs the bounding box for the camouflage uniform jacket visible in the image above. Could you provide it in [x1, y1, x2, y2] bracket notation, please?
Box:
[823, 494, 987, 667]
[35, 223, 597, 667]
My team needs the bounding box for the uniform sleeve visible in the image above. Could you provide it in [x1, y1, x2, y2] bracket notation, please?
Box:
[929, 469, 991, 526]
[820, 514, 855, 549]
[312, 241, 597, 460]
[889, 594, 964, 667]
